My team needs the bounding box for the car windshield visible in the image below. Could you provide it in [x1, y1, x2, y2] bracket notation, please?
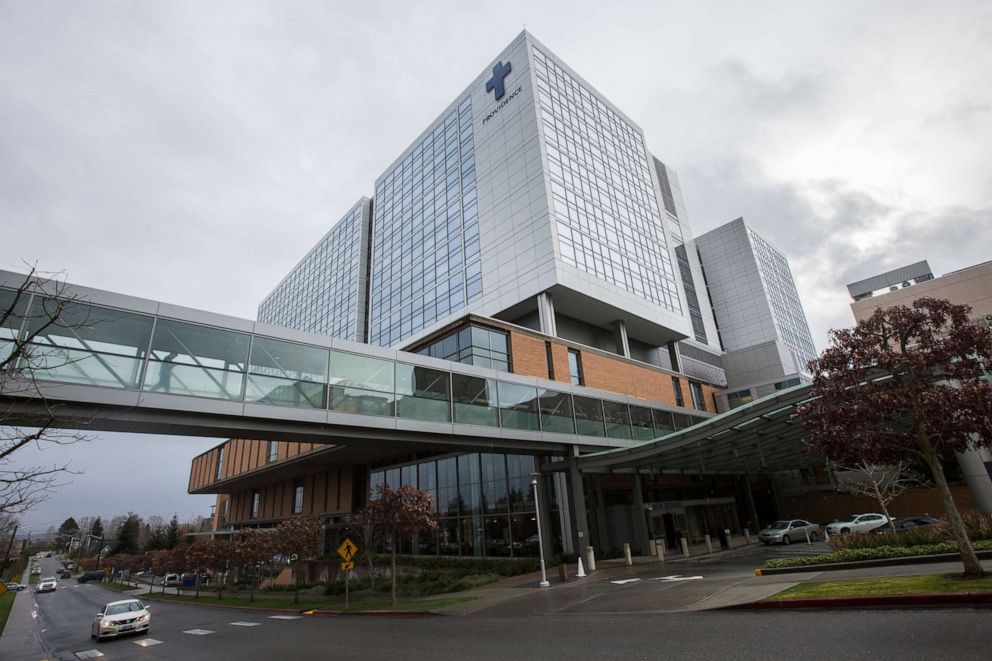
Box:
[768, 521, 791, 529]
[105, 602, 142, 616]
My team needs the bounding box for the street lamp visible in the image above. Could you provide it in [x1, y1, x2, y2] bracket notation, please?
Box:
[530, 474, 550, 588]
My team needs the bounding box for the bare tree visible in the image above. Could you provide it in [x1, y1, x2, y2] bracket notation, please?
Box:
[833, 460, 922, 532]
[0, 265, 90, 517]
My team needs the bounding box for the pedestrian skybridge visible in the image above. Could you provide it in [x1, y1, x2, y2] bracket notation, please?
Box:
[0, 270, 712, 456]
[0, 270, 816, 473]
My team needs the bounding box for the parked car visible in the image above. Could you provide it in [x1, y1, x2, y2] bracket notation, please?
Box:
[758, 520, 821, 545]
[4, 582, 27, 591]
[91, 599, 151, 641]
[78, 570, 106, 583]
[58, 568, 72, 579]
[37, 577, 57, 593]
[825, 513, 890, 535]
[162, 572, 179, 587]
[870, 516, 939, 534]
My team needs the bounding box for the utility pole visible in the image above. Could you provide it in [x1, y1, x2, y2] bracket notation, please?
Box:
[1, 525, 18, 575]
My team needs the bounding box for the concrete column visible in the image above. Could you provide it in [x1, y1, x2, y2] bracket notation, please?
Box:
[537, 292, 557, 337]
[631, 471, 650, 555]
[612, 320, 631, 358]
[742, 475, 761, 533]
[957, 447, 992, 513]
[565, 447, 590, 560]
[536, 473, 556, 567]
[593, 476, 610, 554]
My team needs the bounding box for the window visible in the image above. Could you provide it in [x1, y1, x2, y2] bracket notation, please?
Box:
[689, 382, 706, 412]
[415, 324, 509, 372]
[774, 377, 802, 390]
[268, 441, 279, 463]
[215, 447, 225, 480]
[671, 377, 684, 407]
[293, 479, 305, 514]
[726, 389, 753, 410]
[567, 349, 583, 386]
[251, 490, 261, 519]
[545, 342, 554, 380]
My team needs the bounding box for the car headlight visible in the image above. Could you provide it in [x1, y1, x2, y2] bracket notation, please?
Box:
[102, 619, 112, 627]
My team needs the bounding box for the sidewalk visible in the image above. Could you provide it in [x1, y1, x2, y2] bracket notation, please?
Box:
[0, 570, 47, 661]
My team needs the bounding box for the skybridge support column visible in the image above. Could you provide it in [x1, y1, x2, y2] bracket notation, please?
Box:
[565, 446, 590, 561]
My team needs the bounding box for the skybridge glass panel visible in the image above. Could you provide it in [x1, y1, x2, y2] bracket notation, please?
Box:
[538, 389, 574, 434]
[672, 412, 694, 430]
[246, 337, 329, 409]
[652, 409, 675, 436]
[145, 319, 249, 400]
[328, 351, 395, 416]
[497, 382, 540, 431]
[452, 373, 498, 427]
[0, 288, 29, 363]
[23, 298, 154, 389]
[629, 405, 655, 440]
[396, 364, 451, 422]
[603, 400, 632, 439]
[572, 396, 606, 437]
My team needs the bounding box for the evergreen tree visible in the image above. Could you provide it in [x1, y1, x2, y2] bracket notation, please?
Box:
[145, 525, 166, 552]
[90, 517, 104, 539]
[164, 514, 181, 549]
[111, 513, 141, 555]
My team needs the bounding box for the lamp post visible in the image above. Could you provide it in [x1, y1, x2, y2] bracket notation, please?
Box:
[531, 474, 550, 588]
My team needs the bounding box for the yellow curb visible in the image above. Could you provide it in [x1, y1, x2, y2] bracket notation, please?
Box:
[754, 568, 762, 576]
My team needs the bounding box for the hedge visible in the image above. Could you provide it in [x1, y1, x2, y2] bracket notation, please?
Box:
[765, 539, 992, 569]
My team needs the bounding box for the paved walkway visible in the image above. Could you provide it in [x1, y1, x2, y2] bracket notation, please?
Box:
[0, 569, 48, 661]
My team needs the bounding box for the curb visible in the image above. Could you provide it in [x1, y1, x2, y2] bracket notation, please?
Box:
[749, 591, 992, 610]
[757, 549, 992, 575]
[304, 609, 443, 617]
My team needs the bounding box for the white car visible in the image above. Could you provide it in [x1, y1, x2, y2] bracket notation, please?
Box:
[758, 520, 821, 545]
[825, 513, 890, 535]
[92, 599, 151, 641]
[37, 577, 57, 593]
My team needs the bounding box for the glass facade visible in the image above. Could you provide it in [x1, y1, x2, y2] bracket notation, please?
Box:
[369, 96, 480, 347]
[413, 324, 509, 371]
[747, 227, 817, 371]
[369, 453, 557, 558]
[532, 47, 681, 314]
[0, 290, 710, 440]
[257, 202, 367, 342]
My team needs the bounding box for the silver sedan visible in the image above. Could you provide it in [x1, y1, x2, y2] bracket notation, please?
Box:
[759, 519, 821, 545]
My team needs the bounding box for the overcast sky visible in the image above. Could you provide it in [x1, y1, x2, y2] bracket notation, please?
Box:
[3, 1, 990, 535]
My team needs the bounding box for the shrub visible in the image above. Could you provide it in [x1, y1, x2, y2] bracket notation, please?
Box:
[827, 511, 992, 552]
[766, 539, 992, 568]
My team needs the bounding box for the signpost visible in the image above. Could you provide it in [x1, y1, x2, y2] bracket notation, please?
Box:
[337, 537, 358, 609]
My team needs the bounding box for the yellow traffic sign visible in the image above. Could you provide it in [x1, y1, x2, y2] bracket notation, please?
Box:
[337, 537, 358, 561]
[340, 561, 354, 571]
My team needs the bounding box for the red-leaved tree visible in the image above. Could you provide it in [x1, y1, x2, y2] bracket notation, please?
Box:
[234, 528, 275, 602]
[796, 298, 992, 577]
[362, 483, 437, 605]
[275, 515, 323, 604]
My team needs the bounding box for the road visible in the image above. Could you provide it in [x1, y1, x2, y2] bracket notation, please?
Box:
[21, 554, 992, 660]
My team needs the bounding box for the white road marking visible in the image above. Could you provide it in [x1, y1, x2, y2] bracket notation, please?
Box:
[183, 628, 215, 635]
[610, 578, 642, 585]
[134, 638, 163, 647]
[647, 575, 704, 582]
[230, 621, 261, 626]
[75, 650, 105, 659]
[268, 615, 303, 620]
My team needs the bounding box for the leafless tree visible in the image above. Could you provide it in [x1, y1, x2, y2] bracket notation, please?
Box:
[833, 460, 923, 532]
[1, 265, 90, 518]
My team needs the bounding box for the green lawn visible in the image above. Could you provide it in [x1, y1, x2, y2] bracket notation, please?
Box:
[141, 591, 475, 612]
[0, 591, 15, 636]
[769, 573, 992, 600]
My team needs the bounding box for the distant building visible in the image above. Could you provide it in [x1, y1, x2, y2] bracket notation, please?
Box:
[695, 218, 817, 410]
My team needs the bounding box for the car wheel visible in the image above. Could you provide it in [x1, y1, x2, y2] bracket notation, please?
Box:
[841, 528, 851, 534]
[782, 535, 791, 545]
[809, 532, 818, 542]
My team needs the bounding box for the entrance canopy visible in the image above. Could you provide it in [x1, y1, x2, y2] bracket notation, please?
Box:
[576, 382, 821, 475]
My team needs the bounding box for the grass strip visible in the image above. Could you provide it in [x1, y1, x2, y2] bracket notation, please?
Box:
[768, 573, 992, 600]
[0, 591, 15, 636]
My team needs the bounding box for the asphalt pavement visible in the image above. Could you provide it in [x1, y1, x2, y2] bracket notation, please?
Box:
[3, 548, 991, 660]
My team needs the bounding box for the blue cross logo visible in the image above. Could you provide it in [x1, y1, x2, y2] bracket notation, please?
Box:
[486, 61, 512, 100]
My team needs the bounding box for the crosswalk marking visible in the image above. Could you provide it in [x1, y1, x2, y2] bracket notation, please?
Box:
[183, 628, 215, 635]
[75, 650, 104, 659]
[269, 615, 302, 620]
[134, 638, 163, 647]
[230, 621, 261, 627]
